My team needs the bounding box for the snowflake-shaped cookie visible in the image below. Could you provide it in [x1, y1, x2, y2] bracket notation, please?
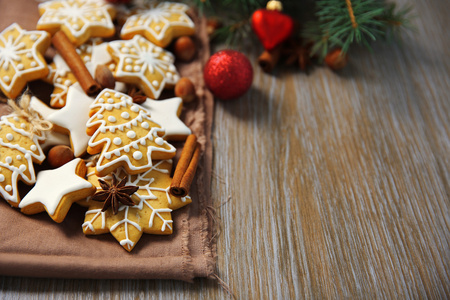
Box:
[0, 23, 50, 99]
[108, 35, 180, 99]
[82, 160, 192, 251]
[121, 1, 195, 48]
[37, 0, 116, 46]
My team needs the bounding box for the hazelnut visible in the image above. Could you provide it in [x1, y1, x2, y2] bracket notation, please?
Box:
[175, 77, 196, 103]
[325, 48, 348, 70]
[95, 64, 115, 89]
[47, 145, 75, 168]
[173, 36, 196, 62]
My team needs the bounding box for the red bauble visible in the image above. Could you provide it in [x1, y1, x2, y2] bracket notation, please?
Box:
[251, 9, 294, 51]
[204, 50, 253, 100]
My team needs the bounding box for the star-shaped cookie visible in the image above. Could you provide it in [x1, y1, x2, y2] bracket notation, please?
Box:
[46, 84, 94, 157]
[0, 23, 50, 99]
[107, 35, 180, 99]
[37, 0, 116, 46]
[19, 158, 95, 223]
[141, 97, 191, 141]
[82, 160, 191, 251]
[29, 96, 71, 151]
[121, 1, 195, 48]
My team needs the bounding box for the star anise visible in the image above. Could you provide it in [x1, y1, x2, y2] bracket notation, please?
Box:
[283, 40, 313, 71]
[91, 174, 139, 215]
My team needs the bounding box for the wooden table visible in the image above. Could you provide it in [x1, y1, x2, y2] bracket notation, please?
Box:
[1, 0, 448, 298]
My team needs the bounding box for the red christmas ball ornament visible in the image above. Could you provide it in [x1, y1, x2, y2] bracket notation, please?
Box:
[251, 8, 294, 51]
[204, 50, 253, 100]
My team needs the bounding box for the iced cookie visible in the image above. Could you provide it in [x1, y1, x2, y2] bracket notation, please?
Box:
[107, 35, 180, 99]
[121, 1, 195, 48]
[86, 89, 176, 177]
[0, 113, 46, 207]
[82, 160, 191, 251]
[141, 97, 191, 141]
[0, 23, 50, 99]
[46, 84, 94, 157]
[19, 158, 95, 223]
[37, 0, 116, 46]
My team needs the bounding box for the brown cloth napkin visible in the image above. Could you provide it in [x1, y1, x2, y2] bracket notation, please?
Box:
[0, 0, 215, 281]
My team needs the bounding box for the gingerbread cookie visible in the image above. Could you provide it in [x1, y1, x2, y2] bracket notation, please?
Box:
[121, 2, 195, 48]
[86, 89, 176, 177]
[0, 23, 50, 99]
[82, 160, 191, 251]
[141, 97, 191, 141]
[0, 113, 46, 207]
[107, 35, 180, 99]
[37, 0, 116, 46]
[46, 84, 94, 157]
[19, 158, 95, 223]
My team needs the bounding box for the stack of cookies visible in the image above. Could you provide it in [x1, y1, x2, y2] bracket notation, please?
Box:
[0, 0, 199, 252]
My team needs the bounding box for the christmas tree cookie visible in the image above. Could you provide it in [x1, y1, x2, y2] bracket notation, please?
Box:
[82, 160, 191, 251]
[86, 89, 176, 177]
[0, 23, 50, 99]
[37, 0, 116, 46]
[107, 35, 180, 99]
[121, 1, 195, 48]
[0, 113, 45, 207]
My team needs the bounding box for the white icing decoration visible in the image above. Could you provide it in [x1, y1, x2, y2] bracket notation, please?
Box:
[5, 157, 12, 164]
[6, 133, 13, 141]
[155, 137, 164, 146]
[121, 112, 130, 119]
[127, 131, 136, 139]
[133, 151, 143, 160]
[19, 159, 94, 216]
[0, 175, 4, 182]
[108, 116, 116, 122]
[113, 137, 122, 145]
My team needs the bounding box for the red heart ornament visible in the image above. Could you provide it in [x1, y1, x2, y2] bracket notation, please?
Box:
[251, 9, 294, 51]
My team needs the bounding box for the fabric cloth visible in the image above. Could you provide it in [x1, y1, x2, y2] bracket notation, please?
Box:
[0, 0, 215, 281]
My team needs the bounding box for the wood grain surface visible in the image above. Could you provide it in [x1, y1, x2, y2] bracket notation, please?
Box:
[1, 0, 449, 298]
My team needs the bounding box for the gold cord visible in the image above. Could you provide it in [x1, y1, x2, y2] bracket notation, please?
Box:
[345, 0, 358, 28]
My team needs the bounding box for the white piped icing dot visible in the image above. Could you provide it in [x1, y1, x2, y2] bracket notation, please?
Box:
[6, 133, 13, 141]
[5, 156, 12, 164]
[125, 65, 132, 71]
[30, 34, 38, 41]
[16, 155, 21, 160]
[152, 80, 159, 87]
[19, 164, 26, 172]
[21, 124, 26, 128]
[3, 76, 10, 83]
[109, 64, 116, 71]
[5, 185, 12, 192]
[134, 66, 140, 72]
[155, 25, 161, 31]
[27, 52, 33, 58]
[17, 64, 24, 70]
[30, 145, 37, 151]
[98, 98, 105, 103]
[30, 61, 37, 67]
[13, 117, 19, 122]
[115, 93, 121, 98]
[65, 80, 72, 86]
[104, 92, 111, 97]
[155, 137, 164, 146]
[107, 98, 114, 104]
[169, 65, 176, 72]
[127, 131, 136, 139]
[105, 153, 111, 159]
[131, 105, 139, 112]
[133, 151, 143, 160]
[0, 174, 4, 182]
[113, 137, 122, 145]
[97, 114, 103, 119]
[125, 58, 133, 64]
[121, 112, 130, 119]
[105, 104, 113, 111]
[141, 122, 149, 129]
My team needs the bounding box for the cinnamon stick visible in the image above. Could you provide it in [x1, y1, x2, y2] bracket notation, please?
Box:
[258, 44, 282, 73]
[51, 31, 101, 96]
[170, 134, 201, 197]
